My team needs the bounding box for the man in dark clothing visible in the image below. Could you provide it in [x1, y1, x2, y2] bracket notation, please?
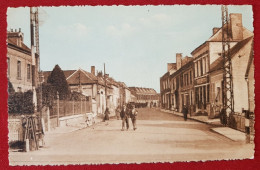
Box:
[220, 107, 227, 126]
[130, 105, 138, 130]
[120, 105, 129, 131]
[182, 105, 188, 121]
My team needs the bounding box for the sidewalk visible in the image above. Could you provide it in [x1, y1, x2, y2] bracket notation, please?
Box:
[211, 127, 246, 142]
[46, 116, 104, 135]
[161, 109, 247, 142]
[161, 109, 221, 126]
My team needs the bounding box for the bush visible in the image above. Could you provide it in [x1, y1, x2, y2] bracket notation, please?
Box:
[36, 83, 56, 109]
[70, 91, 88, 101]
[8, 90, 34, 114]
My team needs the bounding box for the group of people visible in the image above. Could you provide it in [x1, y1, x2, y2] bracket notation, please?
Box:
[119, 104, 138, 131]
[103, 104, 138, 131]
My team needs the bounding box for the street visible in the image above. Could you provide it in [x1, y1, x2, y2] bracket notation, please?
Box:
[9, 108, 254, 165]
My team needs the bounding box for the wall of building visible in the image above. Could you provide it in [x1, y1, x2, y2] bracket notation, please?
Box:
[7, 48, 32, 92]
[209, 42, 237, 65]
[125, 89, 131, 104]
[248, 60, 255, 113]
[232, 42, 252, 113]
[209, 69, 223, 118]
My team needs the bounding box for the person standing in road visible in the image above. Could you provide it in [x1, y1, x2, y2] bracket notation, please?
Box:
[116, 105, 121, 120]
[103, 107, 110, 125]
[182, 105, 188, 121]
[130, 105, 138, 130]
[120, 105, 129, 131]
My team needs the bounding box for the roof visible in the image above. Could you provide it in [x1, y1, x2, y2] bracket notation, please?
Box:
[210, 36, 254, 73]
[7, 38, 31, 54]
[169, 58, 194, 78]
[129, 87, 157, 94]
[191, 23, 253, 56]
[245, 38, 254, 78]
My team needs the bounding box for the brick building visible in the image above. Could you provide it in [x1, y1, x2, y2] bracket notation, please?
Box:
[129, 87, 159, 107]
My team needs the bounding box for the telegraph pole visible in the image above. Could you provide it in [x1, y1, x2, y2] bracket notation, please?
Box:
[221, 5, 234, 122]
[30, 7, 38, 113]
[104, 63, 107, 108]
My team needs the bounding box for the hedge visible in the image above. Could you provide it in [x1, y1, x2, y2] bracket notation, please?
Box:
[8, 90, 34, 114]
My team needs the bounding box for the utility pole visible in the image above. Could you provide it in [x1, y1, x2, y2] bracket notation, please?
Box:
[30, 7, 37, 113]
[221, 5, 234, 122]
[104, 63, 107, 108]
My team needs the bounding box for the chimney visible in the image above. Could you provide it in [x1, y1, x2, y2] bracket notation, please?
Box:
[230, 13, 243, 41]
[7, 30, 24, 47]
[167, 63, 172, 72]
[212, 27, 220, 35]
[176, 53, 182, 70]
[91, 66, 95, 75]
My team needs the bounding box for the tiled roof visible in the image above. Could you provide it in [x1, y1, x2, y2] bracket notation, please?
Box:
[7, 38, 31, 54]
[169, 59, 193, 78]
[210, 36, 253, 72]
[129, 87, 157, 94]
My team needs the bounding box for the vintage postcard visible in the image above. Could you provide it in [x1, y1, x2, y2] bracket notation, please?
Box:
[7, 5, 255, 165]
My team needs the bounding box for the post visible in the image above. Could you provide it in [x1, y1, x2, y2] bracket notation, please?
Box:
[80, 96, 82, 114]
[104, 63, 107, 109]
[244, 109, 250, 143]
[57, 91, 60, 127]
[72, 99, 75, 115]
[85, 97, 87, 113]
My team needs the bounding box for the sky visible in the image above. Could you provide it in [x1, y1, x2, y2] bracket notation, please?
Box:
[7, 5, 254, 92]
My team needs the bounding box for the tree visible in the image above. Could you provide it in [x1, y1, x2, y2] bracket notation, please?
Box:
[47, 65, 70, 100]
[8, 79, 15, 94]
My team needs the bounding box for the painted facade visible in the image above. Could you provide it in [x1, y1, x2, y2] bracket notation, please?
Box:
[7, 30, 33, 92]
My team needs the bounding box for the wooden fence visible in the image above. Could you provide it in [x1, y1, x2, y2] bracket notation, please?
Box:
[51, 99, 91, 118]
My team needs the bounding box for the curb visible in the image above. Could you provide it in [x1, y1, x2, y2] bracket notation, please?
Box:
[209, 128, 236, 142]
[160, 109, 221, 126]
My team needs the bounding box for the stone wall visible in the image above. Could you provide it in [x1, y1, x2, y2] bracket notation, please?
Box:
[8, 119, 23, 142]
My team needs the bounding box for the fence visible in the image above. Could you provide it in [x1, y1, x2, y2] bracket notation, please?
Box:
[51, 98, 91, 118]
[230, 113, 246, 132]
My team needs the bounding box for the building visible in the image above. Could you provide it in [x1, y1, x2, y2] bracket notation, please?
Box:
[160, 13, 254, 120]
[129, 87, 159, 107]
[7, 29, 33, 92]
[209, 36, 254, 118]
[43, 66, 130, 116]
[191, 13, 253, 116]
[117, 82, 131, 106]
[160, 53, 194, 113]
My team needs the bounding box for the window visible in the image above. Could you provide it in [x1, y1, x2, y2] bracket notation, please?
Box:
[200, 59, 203, 76]
[180, 75, 183, 87]
[186, 73, 189, 86]
[17, 60, 21, 79]
[207, 84, 210, 102]
[190, 71, 192, 84]
[203, 58, 206, 75]
[194, 62, 197, 77]
[7, 58, 10, 77]
[197, 61, 201, 77]
[27, 64, 31, 80]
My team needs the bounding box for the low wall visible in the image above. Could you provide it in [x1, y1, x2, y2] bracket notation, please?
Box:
[50, 116, 58, 130]
[8, 119, 23, 142]
[59, 112, 95, 127]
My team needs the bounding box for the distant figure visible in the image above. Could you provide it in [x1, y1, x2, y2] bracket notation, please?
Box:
[120, 105, 129, 131]
[116, 105, 121, 120]
[220, 107, 227, 126]
[182, 105, 188, 121]
[103, 107, 110, 125]
[130, 105, 138, 130]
